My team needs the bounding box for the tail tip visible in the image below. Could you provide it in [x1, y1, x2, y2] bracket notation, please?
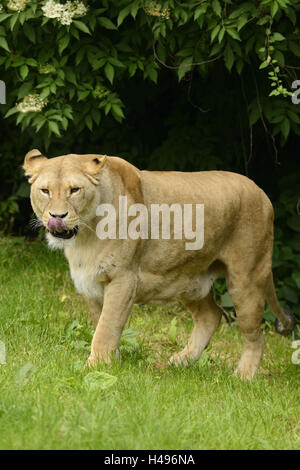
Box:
[275, 310, 296, 336]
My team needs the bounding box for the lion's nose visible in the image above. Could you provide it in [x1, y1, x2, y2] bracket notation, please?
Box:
[49, 211, 68, 218]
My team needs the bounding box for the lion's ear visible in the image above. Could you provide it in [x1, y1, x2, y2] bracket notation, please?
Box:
[23, 149, 47, 183]
[83, 154, 107, 184]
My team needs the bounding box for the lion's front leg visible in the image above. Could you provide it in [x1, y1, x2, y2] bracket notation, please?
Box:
[88, 273, 136, 366]
[83, 296, 103, 327]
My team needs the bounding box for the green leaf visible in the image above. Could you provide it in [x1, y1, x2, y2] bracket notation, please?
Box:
[117, 5, 131, 27]
[77, 90, 89, 101]
[146, 66, 158, 84]
[0, 37, 10, 52]
[98, 17, 117, 30]
[83, 371, 117, 392]
[270, 1, 279, 17]
[65, 69, 77, 85]
[5, 107, 18, 118]
[39, 87, 50, 100]
[17, 81, 33, 99]
[48, 121, 61, 136]
[35, 117, 47, 132]
[249, 103, 261, 126]
[73, 20, 91, 35]
[177, 56, 193, 81]
[23, 23, 36, 43]
[226, 28, 241, 41]
[91, 109, 101, 125]
[104, 63, 114, 84]
[218, 27, 225, 43]
[287, 110, 300, 124]
[221, 292, 234, 308]
[108, 57, 125, 68]
[211, 24, 221, 43]
[273, 50, 285, 65]
[281, 286, 298, 304]
[237, 15, 248, 31]
[224, 43, 234, 71]
[58, 34, 70, 55]
[292, 272, 300, 289]
[194, 5, 207, 20]
[259, 60, 269, 70]
[212, 0, 222, 17]
[269, 115, 284, 124]
[12, 57, 25, 67]
[9, 13, 19, 31]
[20, 65, 29, 80]
[85, 115, 93, 131]
[229, 3, 254, 19]
[280, 118, 290, 140]
[272, 32, 285, 42]
[26, 58, 37, 67]
[286, 6, 296, 25]
[290, 41, 300, 57]
[112, 103, 125, 120]
[0, 13, 12, 23]
[236, 59, 244, 75]
[130, 0, 140, 19]
[104, 102, 111, 115]
[169, 318, 177, 343]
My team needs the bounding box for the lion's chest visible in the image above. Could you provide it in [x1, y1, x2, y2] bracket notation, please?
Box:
[70, 266, 104, 303]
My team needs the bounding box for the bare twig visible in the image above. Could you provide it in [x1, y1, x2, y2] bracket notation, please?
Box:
[152, 40, 222, 70]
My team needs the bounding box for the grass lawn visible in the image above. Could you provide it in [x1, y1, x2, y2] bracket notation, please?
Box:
[0, 238, 299, 450]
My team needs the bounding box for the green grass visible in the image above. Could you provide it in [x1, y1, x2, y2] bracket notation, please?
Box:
[0, 238, 299, 450]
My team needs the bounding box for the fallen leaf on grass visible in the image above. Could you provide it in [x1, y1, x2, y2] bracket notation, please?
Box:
[83, 371, 117, 392]
[15, 362, 36, 384]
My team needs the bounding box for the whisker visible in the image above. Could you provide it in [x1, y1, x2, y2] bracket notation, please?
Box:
[29, 217, 43, 231]
[78, 218, 97, 235]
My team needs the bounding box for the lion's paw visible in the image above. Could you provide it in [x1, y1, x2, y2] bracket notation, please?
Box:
[234, 363, 258, 381]
[168, 351, 190, 366]
[87, 349, 120, 368]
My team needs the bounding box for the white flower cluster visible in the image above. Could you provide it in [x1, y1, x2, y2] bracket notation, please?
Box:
[144, 2, 170, 20]
[7, 0, 29, 12]
[42, 0, 88, 26]
[38, 63, 56, 74]
[17, 94, 48, 113]
[0, 5, 3, 13]
[93, 84, 111, 100]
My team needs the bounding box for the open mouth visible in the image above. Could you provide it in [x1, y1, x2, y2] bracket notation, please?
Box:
[48, 226, 79, 239]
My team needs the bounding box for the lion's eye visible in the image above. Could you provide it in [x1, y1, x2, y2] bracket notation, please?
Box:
[70, 187, 80, 194]
[41, 188, 49, 194]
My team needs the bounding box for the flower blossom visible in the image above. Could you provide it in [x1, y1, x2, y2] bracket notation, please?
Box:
[17, 94, 48, 113]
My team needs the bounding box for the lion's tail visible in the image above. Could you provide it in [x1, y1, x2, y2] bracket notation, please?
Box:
[265, 272, 296, 336]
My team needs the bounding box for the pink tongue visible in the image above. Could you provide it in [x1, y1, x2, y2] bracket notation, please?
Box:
[48, 217, 67, 232]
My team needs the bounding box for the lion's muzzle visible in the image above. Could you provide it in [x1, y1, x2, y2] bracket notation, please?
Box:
[47, 217, 78, 239]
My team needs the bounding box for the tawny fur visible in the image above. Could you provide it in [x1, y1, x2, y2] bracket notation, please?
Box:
[23, 150, 295, 379]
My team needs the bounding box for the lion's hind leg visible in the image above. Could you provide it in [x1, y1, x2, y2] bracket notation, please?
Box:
[226, 272, 266, 380]
[169, 292, 222, 366]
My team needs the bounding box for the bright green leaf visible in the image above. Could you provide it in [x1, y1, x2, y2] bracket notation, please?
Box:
[104, 63, 114, 84]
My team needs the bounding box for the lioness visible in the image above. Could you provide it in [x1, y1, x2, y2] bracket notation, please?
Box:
[23, 149, 295, 379]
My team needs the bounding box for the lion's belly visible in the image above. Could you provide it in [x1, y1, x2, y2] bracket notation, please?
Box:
[68, 254, 218, 307]
[135, 269, 216, 304]
[70, 266, 104, 303]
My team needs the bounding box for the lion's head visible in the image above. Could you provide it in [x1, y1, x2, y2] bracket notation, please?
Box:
[23, 149, 106, 249]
